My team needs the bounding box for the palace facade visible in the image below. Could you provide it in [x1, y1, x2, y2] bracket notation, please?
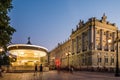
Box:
[49, 14, 120, 71]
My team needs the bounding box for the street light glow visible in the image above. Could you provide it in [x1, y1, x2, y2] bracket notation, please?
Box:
[0, 47, 3, 52]
[108, 38, 112, 43]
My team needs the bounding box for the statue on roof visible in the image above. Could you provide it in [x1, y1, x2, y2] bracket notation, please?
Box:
[101, 13, 107, 22]
[27, 37, 32, 44]
[79, 20, 84, 27]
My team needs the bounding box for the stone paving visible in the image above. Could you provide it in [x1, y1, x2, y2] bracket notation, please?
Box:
[0, 71, 120, 80]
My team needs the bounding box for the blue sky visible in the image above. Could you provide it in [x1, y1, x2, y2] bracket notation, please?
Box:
[9, 0, 120, 51]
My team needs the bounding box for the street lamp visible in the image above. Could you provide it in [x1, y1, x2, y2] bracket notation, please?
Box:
[0, 47, 3, 53]
[0, 47, 4, 58]
[66, 52, 71, 71]
[108, 30, 120, 77]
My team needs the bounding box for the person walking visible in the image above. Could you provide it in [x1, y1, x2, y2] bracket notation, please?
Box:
[39, 64, 43, 72]
[34, 64, 37, 76]
[39, 64, 43, 79]
[70, 66, 74, 74]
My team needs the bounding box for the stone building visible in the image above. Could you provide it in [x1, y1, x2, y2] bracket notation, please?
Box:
[49, 39, 71, 69]
[49, 14, 120, 71]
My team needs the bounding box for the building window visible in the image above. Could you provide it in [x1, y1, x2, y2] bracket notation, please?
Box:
[99, 58, 102, 63]
[97, 57, 102, 64]
[88, 56, 92, 65]
[110, 33, 112, 36]
[104, 45, 108, 51]
[104, 32, 106, 35]
[97, 43, 102, 50]
[82, 58, 85, 65]
[97, 53, 102, 65]
[111, 57, 114, 65]
[105, 57, 108, 63]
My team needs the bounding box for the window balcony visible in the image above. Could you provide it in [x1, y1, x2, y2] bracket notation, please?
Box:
[97, 45, 102, 50]
[82, 49, 87, 52]
[111, 49, 115, 52]
[104, 48, 109, 51]
[97, 48, 102, 50]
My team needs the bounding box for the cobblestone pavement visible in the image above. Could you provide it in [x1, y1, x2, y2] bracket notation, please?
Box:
[0, 71, 120, 80]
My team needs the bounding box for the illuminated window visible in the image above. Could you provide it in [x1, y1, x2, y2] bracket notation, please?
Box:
[104, 32, 106, 35]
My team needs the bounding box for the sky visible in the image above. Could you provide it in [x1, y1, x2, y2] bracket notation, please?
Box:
[9, 0, 120, 51]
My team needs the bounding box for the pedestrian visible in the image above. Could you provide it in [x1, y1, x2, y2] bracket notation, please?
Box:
[34, 64, 37, 76]
[0, 66, 2, 77]
[39, 64, 43, 79]
[39, 64, 43, 72]
[70, 66, 73, 74]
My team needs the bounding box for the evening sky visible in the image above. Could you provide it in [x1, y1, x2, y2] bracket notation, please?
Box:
[9, 0, 120, 51]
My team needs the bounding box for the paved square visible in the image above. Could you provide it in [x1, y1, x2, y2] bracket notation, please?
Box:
[0, 71, 120, 80]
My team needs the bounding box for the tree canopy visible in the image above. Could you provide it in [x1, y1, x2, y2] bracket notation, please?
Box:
[0, 0, 16, 65]
[0, 0, 16, 51]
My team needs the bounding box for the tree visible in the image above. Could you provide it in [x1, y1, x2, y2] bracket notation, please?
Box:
[3, 54, 10, 65]
[0, 0, 16, 67]
[0, 0, 16, 51]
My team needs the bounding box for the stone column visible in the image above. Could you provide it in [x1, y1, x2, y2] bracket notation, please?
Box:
[72, 39, 74, 54]
[76, 36, 78, 53]
[112, 32, 115, 51]
[82, 33, 84, 52]
[100, 29, 103, 50]
[106, 31, 109, 51]
[88, 27, 91, 50]
[90, 26, 93, 50]
[93, 26, 96, 50]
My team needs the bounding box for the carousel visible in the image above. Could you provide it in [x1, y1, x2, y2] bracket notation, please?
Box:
[7, 37, 48, 67]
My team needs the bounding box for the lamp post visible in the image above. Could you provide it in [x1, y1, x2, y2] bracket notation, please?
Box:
[115, 30, 119, 76]
[108, 30, 119, 77]
[66, 52, 71, 71]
